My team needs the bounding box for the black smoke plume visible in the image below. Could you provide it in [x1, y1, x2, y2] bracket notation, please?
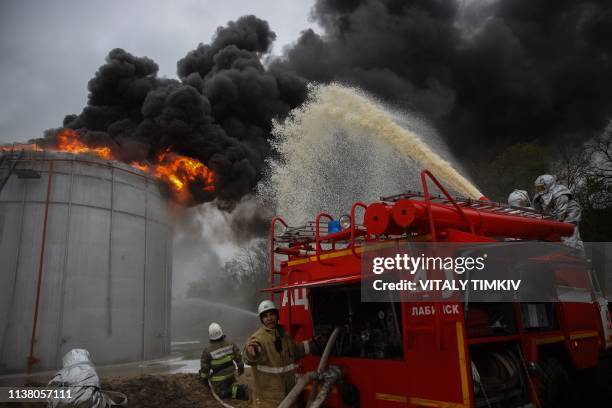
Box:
[37, 15, 306, 204]
[36, 2, 612, 205]
[275, 0, 612, 155]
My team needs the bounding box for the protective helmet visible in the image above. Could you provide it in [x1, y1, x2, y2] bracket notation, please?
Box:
[208, 322, 224, 341]
[507, 190, 531, 207]
[258, 299, 278, 316]
[534, 175, 556, 195]
[62, 348, 92, 367]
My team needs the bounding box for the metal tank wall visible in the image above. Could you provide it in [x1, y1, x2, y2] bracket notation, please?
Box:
[0, 151, 172, 373]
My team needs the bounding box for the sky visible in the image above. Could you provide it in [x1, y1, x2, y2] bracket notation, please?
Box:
[0, 0, 317, 145]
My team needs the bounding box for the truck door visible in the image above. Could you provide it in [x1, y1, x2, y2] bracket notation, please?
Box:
[403, 302, 472, 408]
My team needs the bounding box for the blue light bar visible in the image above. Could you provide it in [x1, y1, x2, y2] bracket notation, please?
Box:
[327, 219, 341, 233]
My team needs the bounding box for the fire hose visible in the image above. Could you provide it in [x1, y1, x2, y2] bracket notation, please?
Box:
[308, 366, 343, 408]
[208, 378, 236, 408]
[208, 327, 341, 408]
[278, 327, 341, 408]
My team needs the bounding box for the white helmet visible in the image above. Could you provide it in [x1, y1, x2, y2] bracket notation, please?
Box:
[508, 190, 531, 207]
[62, 348, 92, 367]
[208, 322, 224, 341]
[534, 174, 556, 195]
[258, 300, 278, 316]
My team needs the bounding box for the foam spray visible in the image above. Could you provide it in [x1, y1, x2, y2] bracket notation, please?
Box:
[260, 83, 482, 224]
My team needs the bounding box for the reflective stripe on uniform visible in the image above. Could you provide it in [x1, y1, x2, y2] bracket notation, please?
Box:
[302, 340, 310, 355]
[255, 363, 298, 374]
[211, 372, 235, 382]
[211, 360, 235, 374]
[231, 383, 239, 399]
[211, 354, 234, 366]
[210, 345, 234, 359]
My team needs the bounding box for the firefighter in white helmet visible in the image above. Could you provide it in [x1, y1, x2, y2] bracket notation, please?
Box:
[244, 300, 317, 408]
[199, 322, 248, 401]
[533, 174, 584, 252]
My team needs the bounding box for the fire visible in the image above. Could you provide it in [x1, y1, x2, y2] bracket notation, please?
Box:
[56, 129, 112, 159]
[154, 150, 215, 204]
[129, 162, 151, 173]
[1, 129, 216, 205]
[1, 143, 43, 152]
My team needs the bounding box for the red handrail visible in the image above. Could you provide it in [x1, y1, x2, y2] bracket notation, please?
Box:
[269, 216, 288, 299]
[350, 202, 367, 258]
[315, 212, 334, 265]
[420, 170, 476, 240]
[28, 161, 53, 373]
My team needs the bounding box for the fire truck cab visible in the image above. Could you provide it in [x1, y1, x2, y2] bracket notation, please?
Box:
[266, 170, 612, 408]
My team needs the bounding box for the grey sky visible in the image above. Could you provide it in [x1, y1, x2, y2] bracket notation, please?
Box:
[0, 0, 317, 144]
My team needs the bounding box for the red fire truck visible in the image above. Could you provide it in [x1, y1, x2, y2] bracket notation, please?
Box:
[266, 170, 612, 408]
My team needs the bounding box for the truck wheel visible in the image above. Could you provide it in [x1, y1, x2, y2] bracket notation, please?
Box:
[538, 358, 576, 408]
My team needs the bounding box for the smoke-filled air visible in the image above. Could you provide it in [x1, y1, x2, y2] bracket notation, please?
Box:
[6, 0, 611, 208]
[26, 15, 307, 206]
[261, 83, 482, 224]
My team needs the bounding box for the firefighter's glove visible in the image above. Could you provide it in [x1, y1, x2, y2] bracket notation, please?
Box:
[246, 343, 262, 360]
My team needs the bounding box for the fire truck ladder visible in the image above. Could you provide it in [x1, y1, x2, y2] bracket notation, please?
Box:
[380, 191, 551, 219]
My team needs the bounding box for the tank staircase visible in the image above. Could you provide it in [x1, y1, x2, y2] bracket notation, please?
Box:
[0, 150, 40, 194]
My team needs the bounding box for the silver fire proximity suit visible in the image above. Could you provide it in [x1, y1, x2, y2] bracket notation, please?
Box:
[508, 189, 532, 208]
[47, 349, 127, 408]
[533, 175, 584, 252]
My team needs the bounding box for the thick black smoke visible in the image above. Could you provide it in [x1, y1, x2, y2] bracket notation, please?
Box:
[38, 15, 306, 204]
[276, 0, 612, 154]
[37, 2, 612, 203]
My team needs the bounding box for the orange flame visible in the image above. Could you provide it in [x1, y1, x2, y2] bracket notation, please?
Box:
[56, 129, 112, 159]
[154, 150, 215, 204]
[1, 129, 215, 205]
[1, 143, 43, 152]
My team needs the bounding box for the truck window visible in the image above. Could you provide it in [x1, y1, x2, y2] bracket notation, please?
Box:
[310, 284, 403, 359]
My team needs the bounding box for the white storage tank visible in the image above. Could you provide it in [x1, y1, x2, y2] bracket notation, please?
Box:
[0, 150, 172, 374]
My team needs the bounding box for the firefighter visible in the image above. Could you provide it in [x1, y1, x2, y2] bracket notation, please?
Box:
[199, 322, 248, 401]
[507, 189, 531, 208]
[244, 300, 316, 408]
[533, 174, 584, 252]
[48, 348, 127, 407]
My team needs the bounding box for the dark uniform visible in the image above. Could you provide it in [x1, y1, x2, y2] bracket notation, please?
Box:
[200, 338, 248, 400]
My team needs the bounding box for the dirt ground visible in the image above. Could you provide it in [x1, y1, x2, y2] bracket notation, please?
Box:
[102, 373, 252, 408]
[1, 372, 253, 408]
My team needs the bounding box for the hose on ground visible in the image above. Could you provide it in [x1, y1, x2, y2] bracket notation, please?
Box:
[208, 379, 236, 408]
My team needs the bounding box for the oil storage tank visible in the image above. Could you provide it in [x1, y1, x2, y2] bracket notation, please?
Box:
[0, 150, 172, 374]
